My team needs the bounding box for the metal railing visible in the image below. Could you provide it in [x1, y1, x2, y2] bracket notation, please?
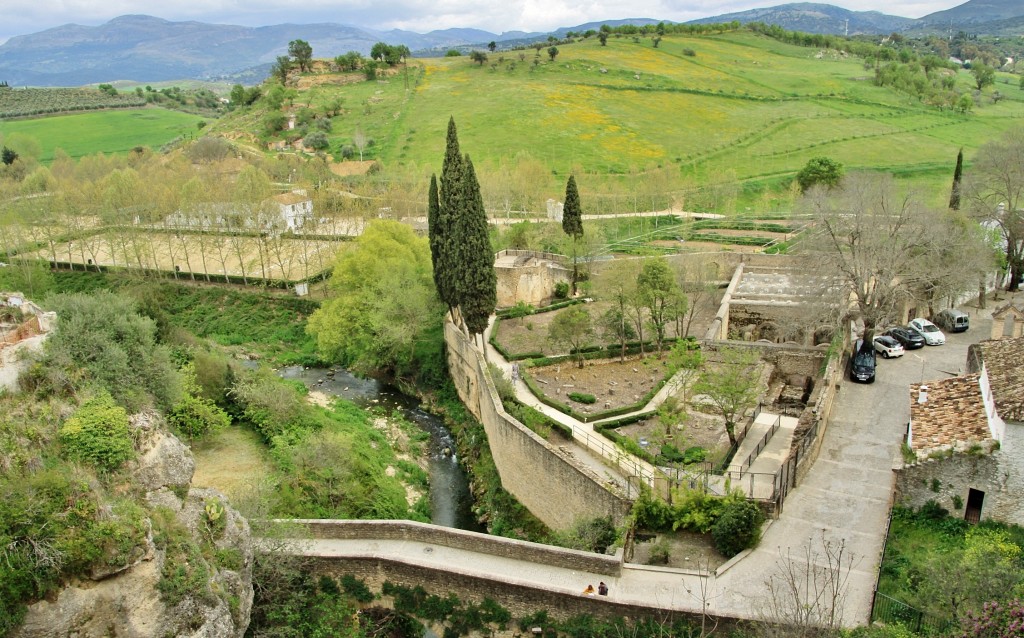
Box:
[871, 592, 953, 635]
[733, 414, 782, 479]
[567, 421, 656, 488]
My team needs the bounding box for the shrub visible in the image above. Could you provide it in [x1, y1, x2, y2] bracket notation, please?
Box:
[554, 281, 570, 299]
[683, 446, 707, 464]
[647, 538, 671, 565]
[168, 393, 230, 441]
[340, 573, 374, 603]
[59, 392, 134, 473]
[567, 392, 596, 404]
[711, 497, 765, 557]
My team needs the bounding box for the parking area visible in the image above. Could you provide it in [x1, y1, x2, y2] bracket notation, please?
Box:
[714, 299, 1006, 624]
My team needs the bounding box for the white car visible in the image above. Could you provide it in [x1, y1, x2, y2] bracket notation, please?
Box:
[908, 318, 945, 345]
[872, 335, 905, 358]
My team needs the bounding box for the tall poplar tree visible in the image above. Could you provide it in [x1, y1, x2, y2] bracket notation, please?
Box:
[949, 148, 963, 211]
[433, 118, 463, 319]
[458, 155, 497, 339]
[562, 174, 584, 295]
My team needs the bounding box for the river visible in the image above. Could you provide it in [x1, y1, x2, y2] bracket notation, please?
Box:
[278, 365, 481, 531]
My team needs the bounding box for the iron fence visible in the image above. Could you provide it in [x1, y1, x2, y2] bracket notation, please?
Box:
[871, 591, 954, 635]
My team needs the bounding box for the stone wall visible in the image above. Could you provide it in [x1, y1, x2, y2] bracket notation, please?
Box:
[494, 250, 571, 308]
[445, 322, 632, 530]
[308, 556, 739, 630]
[293, 519, 622, 576]
[894, 422, 1024, 525]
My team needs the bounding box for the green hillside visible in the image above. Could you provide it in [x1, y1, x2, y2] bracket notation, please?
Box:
[211, 30, 1024, 211]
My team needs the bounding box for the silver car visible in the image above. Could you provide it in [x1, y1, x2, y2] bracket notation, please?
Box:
[908, 318, 945, 345]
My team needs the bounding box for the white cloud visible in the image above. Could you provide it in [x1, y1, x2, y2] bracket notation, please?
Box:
[0, 0, 969, 43]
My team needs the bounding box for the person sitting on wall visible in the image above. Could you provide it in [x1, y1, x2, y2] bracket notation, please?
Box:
[598, 581, 608, 596]
[583, 584, 595, 596]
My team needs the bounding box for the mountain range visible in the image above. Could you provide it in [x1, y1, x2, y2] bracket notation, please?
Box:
[0, 0, 1020, 87]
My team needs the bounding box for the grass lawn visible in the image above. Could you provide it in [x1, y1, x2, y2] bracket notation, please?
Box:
[0, 107, 205, 161]
[191, 424, 276, 500]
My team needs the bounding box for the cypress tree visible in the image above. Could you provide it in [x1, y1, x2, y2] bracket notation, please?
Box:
[434, 117, 463, 316]
[949, 147, 963, 211]
[457, 155, 497, 338]
[562, 174, 584, 295]
[427, 172, 442, 293]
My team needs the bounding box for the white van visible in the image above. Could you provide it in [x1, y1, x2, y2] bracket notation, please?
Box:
[935, 309, 969, 333]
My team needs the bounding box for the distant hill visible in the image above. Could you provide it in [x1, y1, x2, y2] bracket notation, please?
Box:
[0, 14, 536, 86]
[688, 3, 915, 35]
[3, 3, 1024, 87]
[918, 0, 1024, 26]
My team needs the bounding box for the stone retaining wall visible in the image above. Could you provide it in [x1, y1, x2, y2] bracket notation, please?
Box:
[291, 519, 623, 576]
[309, 556, 739, 630]
[445, 322, 632, 530]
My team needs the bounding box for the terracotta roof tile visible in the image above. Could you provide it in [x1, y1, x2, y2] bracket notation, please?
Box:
[975, 337, 1024, 422]
[909, 375, 990, 451]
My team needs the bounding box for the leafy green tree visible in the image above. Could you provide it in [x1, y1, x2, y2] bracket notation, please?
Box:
[271, 55, 291, 84]
[562, 174, 584, 295]
[956, 93, 974, 113]
[548, 46, 559, 61]
[971, 63, 995, 91]
[288, 39, 313, 72]
[548, 305, 594, 368]
[307, 220, 443, 379]
[796, 156, 844, 192]
[470, 50, 488, 66]
[2, 146, 18, 166]
[303, 131, 329, 150]
[488, 41, 497, 52]
[598, 32, 608, 46]
[636, 257, 680, 354]
[950, 147, 964, 210]
[456, 155, 497, 338]
[334, 51, 363, 71]
[693, 346, 760, 447]
[229, 84, 245, 106]
[168, 364, 231, 442]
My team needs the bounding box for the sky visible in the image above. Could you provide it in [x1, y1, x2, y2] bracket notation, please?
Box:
[0, 0, 968, 44]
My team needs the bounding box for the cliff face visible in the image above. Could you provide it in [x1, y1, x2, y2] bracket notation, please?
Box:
[13, 418, 254, 638]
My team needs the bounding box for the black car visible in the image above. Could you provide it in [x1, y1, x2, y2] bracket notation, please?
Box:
[883, 326, 926, 350]
[849, 339, 876, 383]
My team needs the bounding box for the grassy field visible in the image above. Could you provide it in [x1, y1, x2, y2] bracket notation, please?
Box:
[0, 107, 205, 161]
[217, 30, 1024, 212]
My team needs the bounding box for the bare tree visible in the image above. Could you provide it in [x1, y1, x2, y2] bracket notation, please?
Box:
[352, 129, 369, 162]
[800, 173, 965, 341]
[757, 534, 856, 638]
[675, 261, 718, 338]
[964, 126, 1024, 291]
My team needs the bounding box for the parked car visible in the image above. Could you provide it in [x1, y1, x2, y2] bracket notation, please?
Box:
[848, 339, 876, 383]
[872, 335, 905, 359]
[909, 318, 946, 345]
[883, 326, 926, 350]
[934, 308, 969, 333]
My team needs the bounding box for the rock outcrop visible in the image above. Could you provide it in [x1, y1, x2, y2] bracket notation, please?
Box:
[13, 416, 254, 638]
